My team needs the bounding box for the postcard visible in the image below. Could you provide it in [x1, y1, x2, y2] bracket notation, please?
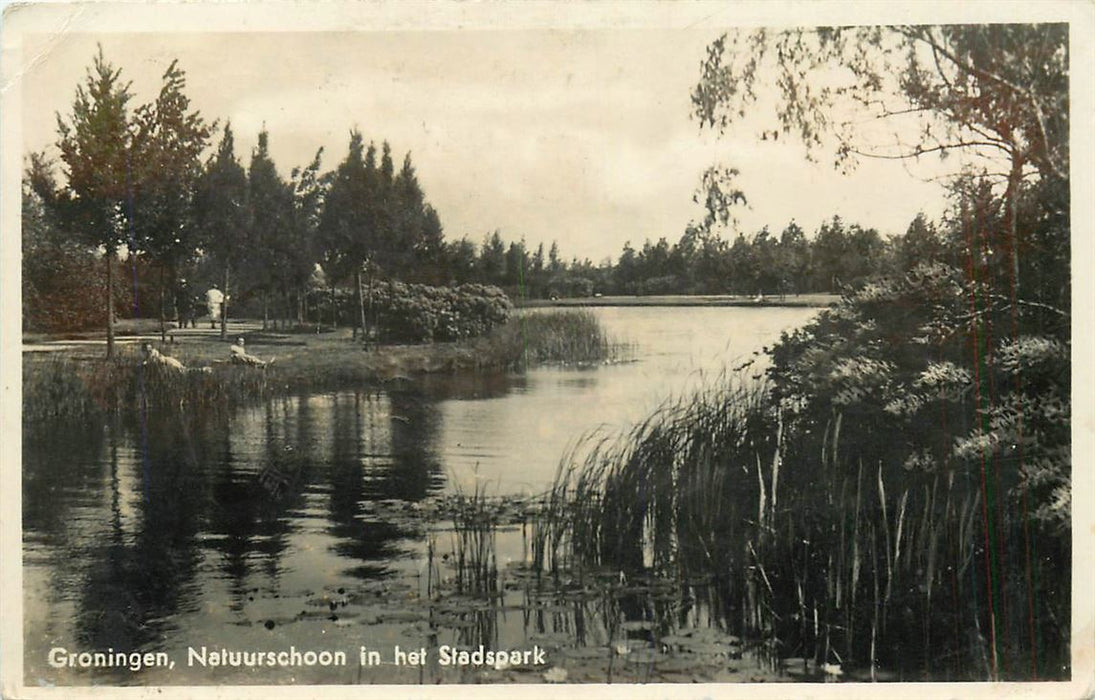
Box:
[2, 2, 1092, 699]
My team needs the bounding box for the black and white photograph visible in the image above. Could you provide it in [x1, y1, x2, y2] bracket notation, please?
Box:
[2, 2, 1092, 697]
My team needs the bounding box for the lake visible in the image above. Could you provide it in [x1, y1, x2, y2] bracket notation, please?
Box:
[23, 305, 819, 685]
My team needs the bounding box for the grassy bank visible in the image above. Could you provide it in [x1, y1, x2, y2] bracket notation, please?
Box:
[23, 311, 625, 428]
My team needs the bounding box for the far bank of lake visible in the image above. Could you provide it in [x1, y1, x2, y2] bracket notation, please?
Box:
[517, 293, 839, 309]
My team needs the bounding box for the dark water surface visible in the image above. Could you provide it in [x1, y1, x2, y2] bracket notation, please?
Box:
[23, 306, 818, 685]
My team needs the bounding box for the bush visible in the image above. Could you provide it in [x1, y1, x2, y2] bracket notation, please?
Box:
[23, 245, 133, 333]
[373, 282, 512, 343]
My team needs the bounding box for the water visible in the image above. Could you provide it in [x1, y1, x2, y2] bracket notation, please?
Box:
[23, 306, 818, 685]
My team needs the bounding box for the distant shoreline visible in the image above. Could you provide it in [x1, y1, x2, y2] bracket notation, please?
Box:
[516, 293, 840, 309]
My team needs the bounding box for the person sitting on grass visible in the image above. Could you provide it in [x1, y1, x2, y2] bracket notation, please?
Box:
[141, 342, 211, 374]
[229, 337, 273, 367]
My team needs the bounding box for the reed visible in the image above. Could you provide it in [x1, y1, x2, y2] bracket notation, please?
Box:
[448, 478, 501, 598]
[482, 310, 628, 370]
[533, 370, 1068, 680]
[23, 347, 269, 433]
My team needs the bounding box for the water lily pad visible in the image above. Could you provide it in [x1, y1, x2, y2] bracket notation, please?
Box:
[655, 656, 704, 672]
[527, 632, 572, 646]
[626, 649, 669, 664]
[435, 615, 476, 629]
[377, 610, 427, 623]
[543, 666, 568, 683]
[682, 642, 732, 656]
[562, 646, 611, 660]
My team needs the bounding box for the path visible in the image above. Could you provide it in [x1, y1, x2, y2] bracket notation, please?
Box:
[22, 321, 266, 353]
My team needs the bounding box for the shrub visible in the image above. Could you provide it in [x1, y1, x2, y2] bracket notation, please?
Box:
[373, 282, 511, 343]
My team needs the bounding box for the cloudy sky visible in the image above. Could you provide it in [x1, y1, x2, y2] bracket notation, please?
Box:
[15, 12, 961, 262]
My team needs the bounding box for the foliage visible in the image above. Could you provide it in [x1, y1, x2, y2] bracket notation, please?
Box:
[372, 282, 512, 343]
[22, 169, 128, 332]
[692, 25, 1067, 180]
[130, 60, 213, 292]
[528, 22, 1072, 682]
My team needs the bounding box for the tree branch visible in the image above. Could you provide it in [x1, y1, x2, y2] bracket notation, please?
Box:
[901, 26, 1066, 181]
[848, 140, 1012, 161]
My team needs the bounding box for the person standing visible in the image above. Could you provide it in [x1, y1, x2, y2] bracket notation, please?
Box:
[176, 278, 194, 330]
[206, 285, 224, 329]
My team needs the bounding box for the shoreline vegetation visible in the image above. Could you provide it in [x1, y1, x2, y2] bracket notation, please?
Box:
[22, 309, 628, 426]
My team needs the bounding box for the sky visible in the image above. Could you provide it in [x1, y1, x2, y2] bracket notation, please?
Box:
[15, 24, 958, 263]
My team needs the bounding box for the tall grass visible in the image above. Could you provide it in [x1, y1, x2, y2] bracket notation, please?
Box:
[483, 310, 628, 370]
[530, 371, 1068, 680]
[23, 347, 269, 434]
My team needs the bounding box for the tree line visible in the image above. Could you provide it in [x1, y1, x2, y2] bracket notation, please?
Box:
[24, 48, 452, 352]
[24, 47, 969, 352]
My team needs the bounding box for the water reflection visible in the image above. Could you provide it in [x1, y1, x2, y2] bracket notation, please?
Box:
[24, 386, 452, 683]
[24, 306, 820, 685]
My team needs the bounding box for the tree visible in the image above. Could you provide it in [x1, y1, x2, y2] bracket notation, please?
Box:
[693, 25, 1068, 312]
[193, 123, 249, 338]
[244, 130, 296, 329]
[445, 237, 478, 284]
[53, 47, 136, 358]
[372, 141, 401, 280]
[777, 221, 809, 296]
[504, 240, 529, 296]
[810, 216, 848, 293]
[893, 212, 944, 274]
[391, 153, 444, 282]
[317, 131, 382, 339]
[693, 25, 1070, 678]
[547, 241, 562, 275]
[23, 155, 126, 332]
[615, 241, 639, 294]
[749, 227, 780, 295]
[130, 60, 212, 340]
[286, 147, 326, 325]
[479, 231, 506, 286]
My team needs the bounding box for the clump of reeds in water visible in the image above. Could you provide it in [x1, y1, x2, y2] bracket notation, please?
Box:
[531, 371, 769, 584]
[485, 310, 629, 370]
[425, 479, 504, 600]
[529, 368, 1060, 680]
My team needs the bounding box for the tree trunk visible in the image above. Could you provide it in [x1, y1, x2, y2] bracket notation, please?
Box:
[1005, 151, 1023, 318]
[355, 268, 367, 344]
[159, 266, 167, 343]
[262, 291, 269, 330]
[220, 265, 230, 340]
[105, 247, 116, 359]
[330, 286, 337, 329]
[169, 265, 179, 332]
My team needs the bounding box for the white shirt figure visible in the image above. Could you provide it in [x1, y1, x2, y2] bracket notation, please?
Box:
[206, 287, 225, 322]
[230, 337, 269, 367]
